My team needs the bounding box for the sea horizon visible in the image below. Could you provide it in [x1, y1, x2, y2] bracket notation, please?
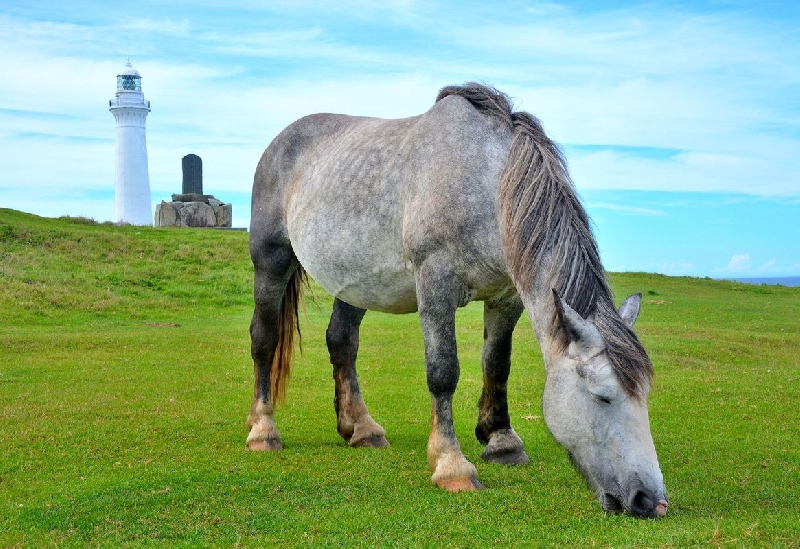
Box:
[717, 276, 800, 287]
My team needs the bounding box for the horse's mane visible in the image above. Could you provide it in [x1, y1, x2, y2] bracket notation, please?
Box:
[436, 83, 653, 399]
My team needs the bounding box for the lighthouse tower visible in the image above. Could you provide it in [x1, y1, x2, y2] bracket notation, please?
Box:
[109, 61, 152, 225]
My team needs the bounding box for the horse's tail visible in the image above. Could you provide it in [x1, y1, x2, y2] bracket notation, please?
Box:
[270, 265, 308, 406]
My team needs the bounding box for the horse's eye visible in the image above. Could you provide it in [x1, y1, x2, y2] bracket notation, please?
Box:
[593, 394, 612, 405]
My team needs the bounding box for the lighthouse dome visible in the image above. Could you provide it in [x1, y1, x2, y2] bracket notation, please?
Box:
[117, 61, 142, 92]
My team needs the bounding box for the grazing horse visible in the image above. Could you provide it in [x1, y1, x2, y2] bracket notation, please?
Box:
[246, 83, 668, 518]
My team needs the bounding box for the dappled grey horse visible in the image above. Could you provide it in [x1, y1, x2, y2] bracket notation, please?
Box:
[246, 83, 668, 517]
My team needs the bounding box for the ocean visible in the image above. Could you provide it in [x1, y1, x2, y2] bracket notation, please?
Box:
[721, 276, 800, 287]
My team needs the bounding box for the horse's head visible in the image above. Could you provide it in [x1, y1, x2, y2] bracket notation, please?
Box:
[542, 292, 668, 518]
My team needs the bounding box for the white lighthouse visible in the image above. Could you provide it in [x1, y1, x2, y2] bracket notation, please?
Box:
[109, 61, 152, 225]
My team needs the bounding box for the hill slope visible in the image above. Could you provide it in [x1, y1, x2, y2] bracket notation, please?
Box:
[1, 208, 253, 325]
[2, 208, 799, 547]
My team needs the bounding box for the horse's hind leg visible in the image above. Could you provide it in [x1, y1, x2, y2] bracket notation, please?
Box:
[327, 298, 389, 448]
[475, 297, 530, 465]
[246, 244, 297, 451]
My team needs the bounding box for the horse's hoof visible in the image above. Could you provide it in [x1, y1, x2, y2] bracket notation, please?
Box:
[350, 434, 390, 449]
[247, 438, 282, 451]
[436, 476, 486, 492]
[481, 447, 530, 465]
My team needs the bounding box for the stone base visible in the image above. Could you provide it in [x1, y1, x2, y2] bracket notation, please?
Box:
[155, 198, 232, 228]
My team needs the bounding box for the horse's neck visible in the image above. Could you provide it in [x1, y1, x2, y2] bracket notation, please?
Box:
[519, 276, 562, 362]
[514, 250, 608, 366]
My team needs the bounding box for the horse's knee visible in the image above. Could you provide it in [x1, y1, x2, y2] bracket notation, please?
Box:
[326, 299, 365, 366]
[325, 325, 353, 361]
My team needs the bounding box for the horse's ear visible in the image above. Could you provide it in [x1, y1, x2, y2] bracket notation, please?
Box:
[552, 290, 604, 352]
[618, 293, 642, 328]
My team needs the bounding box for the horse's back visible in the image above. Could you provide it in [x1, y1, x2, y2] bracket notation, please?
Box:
[251, 95, 515, 312]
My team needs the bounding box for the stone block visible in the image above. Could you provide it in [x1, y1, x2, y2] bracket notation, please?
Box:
[179, 201, 216, 227]
[172, 193, 212, 204]
[217, 203, 233, 227]
[155, 201, 178, 227]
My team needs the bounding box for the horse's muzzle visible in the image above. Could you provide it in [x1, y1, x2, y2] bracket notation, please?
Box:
[629, 488, 669, 518]
[602, 485, 668, 518]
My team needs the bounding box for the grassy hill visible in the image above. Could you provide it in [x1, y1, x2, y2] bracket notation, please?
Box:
[1, 208, 799, 547]
[0, 208, 253, 324]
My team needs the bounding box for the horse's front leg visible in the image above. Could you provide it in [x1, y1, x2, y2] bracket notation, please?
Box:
[476, 297, 530, 465]
[416, 260, 483, 491]
[327, 298, 389, 448]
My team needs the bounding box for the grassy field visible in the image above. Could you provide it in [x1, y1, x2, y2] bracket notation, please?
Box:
[1, 208, 799, 547]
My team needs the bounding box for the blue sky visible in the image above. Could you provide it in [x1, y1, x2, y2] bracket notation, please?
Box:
[1, 1, 798, 277]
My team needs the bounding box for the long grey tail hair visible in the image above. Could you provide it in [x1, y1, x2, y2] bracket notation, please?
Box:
[270, 266, 307, 405]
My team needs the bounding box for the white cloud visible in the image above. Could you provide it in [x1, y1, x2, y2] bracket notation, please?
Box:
[118, 18, 191, 37]
[705, 255, 800, 277]
[758, 258, 779, 272]
[585, 202, 665, 217]
[755, 258, 800, 275]
[724, 253, 752, 272]
[1, 1, 799, 243]
[567, 148, 798, 196]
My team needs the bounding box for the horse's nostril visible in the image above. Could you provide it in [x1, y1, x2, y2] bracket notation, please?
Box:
[601, 493, 624, 514]
[629, 490, 656, 517]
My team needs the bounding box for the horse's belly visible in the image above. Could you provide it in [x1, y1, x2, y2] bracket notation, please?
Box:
[289, 222, 418, 314]
[334, 267, 419, 314]
[301, 259, 417, 313]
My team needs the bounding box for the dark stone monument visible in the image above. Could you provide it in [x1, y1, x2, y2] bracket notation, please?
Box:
[154, 153, 233, 228]
[182, 154, 203, 195]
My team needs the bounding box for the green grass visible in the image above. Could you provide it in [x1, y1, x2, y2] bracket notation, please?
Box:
[1, 208, 799, 547]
